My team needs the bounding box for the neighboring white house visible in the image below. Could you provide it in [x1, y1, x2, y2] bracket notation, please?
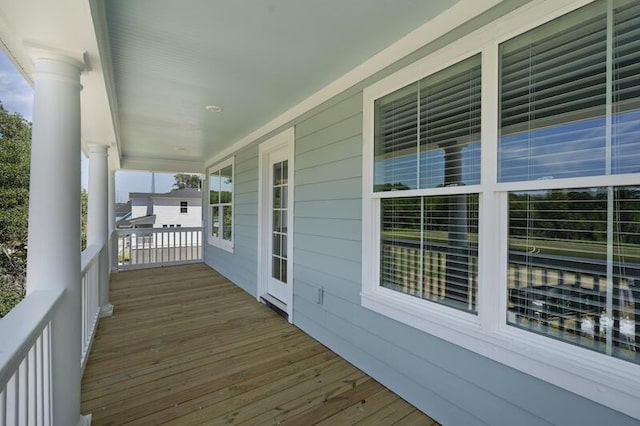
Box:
[118, 188, 202, 229]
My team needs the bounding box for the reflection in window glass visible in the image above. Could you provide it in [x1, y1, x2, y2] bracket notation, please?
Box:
[374, 55, 481, 191]
[499, 0, 640, 182]
[507, 186, 640, 363]
[381, 194, 479, 313]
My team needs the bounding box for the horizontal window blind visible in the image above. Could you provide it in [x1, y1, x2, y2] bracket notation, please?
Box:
[499, 2, 607, 182]
[500, 0, 640, 182]
[613, 0, 640, 175]
[381, 194, 479, 313]
[375, 55, 481, 191]
[507, 187, 640, 363]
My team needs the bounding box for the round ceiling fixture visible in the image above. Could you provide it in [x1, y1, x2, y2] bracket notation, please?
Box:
[205, 105, 223, 113]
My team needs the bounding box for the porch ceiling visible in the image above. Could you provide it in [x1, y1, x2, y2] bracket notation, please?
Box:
[102, 0, 460, 171]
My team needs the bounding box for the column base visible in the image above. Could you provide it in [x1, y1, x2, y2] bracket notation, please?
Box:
[77, 414, 92, 426]
[100, 303, 114, 318]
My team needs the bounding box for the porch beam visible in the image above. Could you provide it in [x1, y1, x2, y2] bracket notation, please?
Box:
[87, 143, 113, 317]
[25, 48, 89, 426]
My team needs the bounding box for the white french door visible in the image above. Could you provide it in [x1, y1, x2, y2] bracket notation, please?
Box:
[266, 148, 289, 302]
[258, 128, 294, 319]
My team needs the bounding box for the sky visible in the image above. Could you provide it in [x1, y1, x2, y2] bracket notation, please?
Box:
[0, 49, 185, 202]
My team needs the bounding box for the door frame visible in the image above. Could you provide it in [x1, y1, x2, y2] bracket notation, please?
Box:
[257, 127, 295, 323]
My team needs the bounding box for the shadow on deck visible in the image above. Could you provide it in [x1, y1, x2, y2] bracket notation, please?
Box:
[81, 263, 438, 425]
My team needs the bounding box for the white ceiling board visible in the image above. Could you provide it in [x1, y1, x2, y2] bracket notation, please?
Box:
[104, 0, 461, 167]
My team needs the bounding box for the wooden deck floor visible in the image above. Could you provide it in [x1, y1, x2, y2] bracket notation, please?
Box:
[81, 263, 438, 425]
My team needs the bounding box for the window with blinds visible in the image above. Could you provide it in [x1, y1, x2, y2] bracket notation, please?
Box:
[372, 54, 481, 313]
[502, 0, 640, 362]
[374, 55, 481, 191]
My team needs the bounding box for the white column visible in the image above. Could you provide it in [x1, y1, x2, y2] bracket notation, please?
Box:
[87, 143, 113, 316]
[25, 50, 88, 425]
[108, 168, 116, 272]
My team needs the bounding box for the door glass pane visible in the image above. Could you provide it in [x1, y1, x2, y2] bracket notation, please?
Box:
[282, 235, 287, 258]
[282, 186, 288, 209]
[272, 256, 281, 280]
[282, 160, 288, 184]
[273, 210, 281, 232]
[274, 162, 283, 185]
[281, 212, 287, 233]
[272, 234, 281, 256]
[281, 259, 287, 283]
[274, 187, 281, 209]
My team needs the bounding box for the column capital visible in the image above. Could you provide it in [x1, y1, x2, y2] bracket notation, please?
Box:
[24, 40, 86, 70]
[87, 143, 110, 157]
[25, 42, 86, 88]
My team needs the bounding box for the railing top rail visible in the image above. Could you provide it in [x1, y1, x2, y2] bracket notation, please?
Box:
[0, 288, 65, 387]
[114, 226, 203, 235]
[81, 243, 104, 275]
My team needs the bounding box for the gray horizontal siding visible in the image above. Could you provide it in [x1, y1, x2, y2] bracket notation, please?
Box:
[204, 143, 259, 296]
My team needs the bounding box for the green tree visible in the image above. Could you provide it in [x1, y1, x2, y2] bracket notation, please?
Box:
[0, 103, 31, 317]
[173, 173, 200, 190]
[81, 188, 88, 250]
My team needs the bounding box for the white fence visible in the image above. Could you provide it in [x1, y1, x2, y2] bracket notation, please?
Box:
[80, 244, 103, 371]
[0, 289, 63, 426]
[114, 227, 203, 270]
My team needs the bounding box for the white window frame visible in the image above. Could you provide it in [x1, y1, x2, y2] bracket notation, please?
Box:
[180, 201, 188, 214]
[207, 156, 234, 252]
[361, 0, 640, 420]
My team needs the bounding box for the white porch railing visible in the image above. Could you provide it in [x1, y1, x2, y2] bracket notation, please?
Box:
[113, 227, 203, 270]
[0, 242, 107, 425]
[0, 289, 63, 426]
[80, 244, 103, 371]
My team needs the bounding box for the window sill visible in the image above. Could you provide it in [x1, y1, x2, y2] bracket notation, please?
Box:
[361, 289, 640, 420]
[207, 237, 234, 253]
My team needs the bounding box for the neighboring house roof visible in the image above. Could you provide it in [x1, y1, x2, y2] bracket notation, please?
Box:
[115, 201, 131, 216]
[116, 214, 156, 229]
[129, 188, 201, 200]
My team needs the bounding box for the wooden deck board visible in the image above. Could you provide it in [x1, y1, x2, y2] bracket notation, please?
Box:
[81, 264, 439, 425]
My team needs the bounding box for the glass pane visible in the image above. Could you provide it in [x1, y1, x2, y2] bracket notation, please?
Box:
[507, 186, 640, 364]
[282, 160, 288, 185]
[209, 171, 220, 204]
[223, 205, 232, 241]
[272, 233, 281, 256]
[613, 0, 640, 174]
[499, 2, 607, 182]
[272, 256, 281, 280]
[281, 259, 287, 283]
[220, 165, 233, 203]
[273, 210, 281, 233]
[374, 83, 419, 191]
[211, 206, 220, 238]
[281, 211, 288, 234]
[273, 187, 281, 209]
[282, 234, 287, 258]
[282, 186, 288, 209]
[274, 162, 283, 186]
[374, 55, 482, 192]
[380, 194, 479, 313]
[419, 55, 481, 188]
